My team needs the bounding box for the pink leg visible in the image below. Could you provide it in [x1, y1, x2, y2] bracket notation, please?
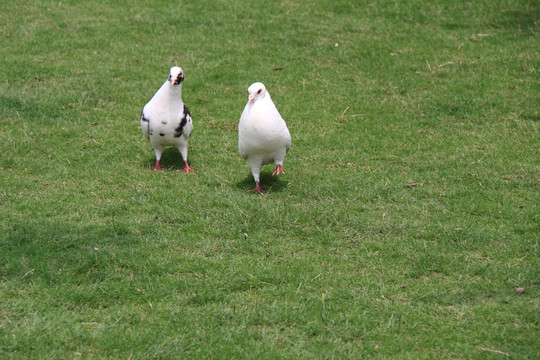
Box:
[272, 165, 285, 176]
[248, 181, 267, 194]
[152, 160, 164, 170]
[178, 161, 197, 173]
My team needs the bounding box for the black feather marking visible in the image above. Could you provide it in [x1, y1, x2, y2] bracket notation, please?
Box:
[159, 133, 165, 137]
[141, 111, 149, 122]
[174, 119, 185, 137]
[175, 76, 184, 85]
[161, 121, 167, 125]
[174, 104, 190, 138]
[183, 104, 191, 117]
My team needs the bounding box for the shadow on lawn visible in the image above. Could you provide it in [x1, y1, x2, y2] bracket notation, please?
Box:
[235, 171, 289, 194]
[0, 93, 62, 120]
[143, 147, 188, 171]
[1, 220, 141, 285]
[495, 6, 540, 29]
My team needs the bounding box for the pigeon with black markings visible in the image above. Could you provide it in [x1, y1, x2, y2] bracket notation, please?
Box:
[140, 66, 196, 172]
[238, 82, 291, 194]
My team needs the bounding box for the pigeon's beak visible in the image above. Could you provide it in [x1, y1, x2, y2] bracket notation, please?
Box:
[248, 94, 256, 103]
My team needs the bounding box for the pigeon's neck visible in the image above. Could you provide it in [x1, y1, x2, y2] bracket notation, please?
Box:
[168, 87, 182, 98]
[258, 95, 274, 109]
[159, 82, 182, 99]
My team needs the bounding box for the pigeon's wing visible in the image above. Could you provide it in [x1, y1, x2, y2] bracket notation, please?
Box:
[266, 101, 291, 152]
[173, 104, 192, 140]
[282, 120, 292, 151]
[285, 129, 292, 152]
[183, 111, 193, 139]
[140, 109, 150, 139]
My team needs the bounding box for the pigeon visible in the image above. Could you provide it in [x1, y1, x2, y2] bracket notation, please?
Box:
[140, 66, 196, 172]
[238, 82, 291, 194]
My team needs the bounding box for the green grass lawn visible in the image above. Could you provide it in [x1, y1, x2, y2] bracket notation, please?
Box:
[1, 0, 538, 358]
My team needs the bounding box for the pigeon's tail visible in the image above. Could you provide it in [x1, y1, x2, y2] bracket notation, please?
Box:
[140, 111, 150, 140]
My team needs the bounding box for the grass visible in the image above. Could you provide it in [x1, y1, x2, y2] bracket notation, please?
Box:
[1, 0, 538, 358]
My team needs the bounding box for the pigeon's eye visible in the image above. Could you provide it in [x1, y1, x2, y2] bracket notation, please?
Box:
[257, 89, 262, 94]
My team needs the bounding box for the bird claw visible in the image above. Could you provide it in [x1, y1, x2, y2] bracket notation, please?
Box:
[248, 183, 267, 194]
[272, 165, 285, 176]
[152, 163, 164, 170]
[178, 164, 197, 173]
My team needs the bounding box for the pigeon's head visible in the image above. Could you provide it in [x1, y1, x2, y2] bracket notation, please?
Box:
[168, 66, 184, 86]
[247, 82, 267, 103]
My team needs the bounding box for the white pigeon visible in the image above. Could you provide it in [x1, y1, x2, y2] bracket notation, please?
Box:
[238, 82, 291, 194]
[140, 66, 196, 172]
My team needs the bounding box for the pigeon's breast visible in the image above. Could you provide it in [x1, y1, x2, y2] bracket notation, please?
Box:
[149, 118, 185, 145]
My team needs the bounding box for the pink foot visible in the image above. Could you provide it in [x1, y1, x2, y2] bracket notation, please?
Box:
[152, 161, 164, 170]
[272, 165, 285, 176]
[178, 162, 197, 173]
[248, 182, 267, 194]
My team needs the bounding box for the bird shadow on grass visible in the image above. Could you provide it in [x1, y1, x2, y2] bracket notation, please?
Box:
[235, 171, 289, 194]
[143, 148, 186, 171]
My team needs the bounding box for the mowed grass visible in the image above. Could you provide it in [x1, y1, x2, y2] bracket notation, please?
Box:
[1, 0, 538, 358]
